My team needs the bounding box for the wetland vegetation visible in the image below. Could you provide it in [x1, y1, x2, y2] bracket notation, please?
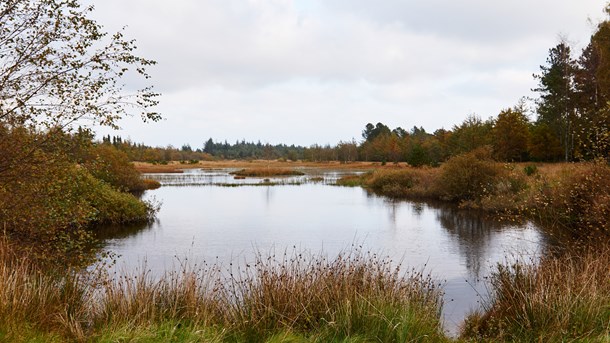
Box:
[1, 0, 609, 341]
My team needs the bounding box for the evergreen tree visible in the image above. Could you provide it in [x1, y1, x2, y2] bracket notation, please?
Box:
[533, 41, 577, 161]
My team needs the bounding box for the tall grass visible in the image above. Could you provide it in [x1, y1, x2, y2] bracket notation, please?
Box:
[462, 245, 610, 342]
[0, 239, 90, 341]
[219, 249, 444, 342]
[230, 168, 305, 177]
[524, 161, 610, 238]
[0, 241, 446, 342]
[339, 150, 610, 238]
[366, 168, 441, 199]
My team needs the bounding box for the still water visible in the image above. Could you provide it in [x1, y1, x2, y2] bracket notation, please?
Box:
[101, 168, 547, 335]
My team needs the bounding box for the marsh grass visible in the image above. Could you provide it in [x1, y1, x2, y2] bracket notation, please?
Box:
[525, 161, 610, 238]
[136, 178, 162, 190]
[335, 174, 364, 187]
[230, 168, 305, 177]
[366, 168, 441, 199]
[462, 245, 610, 342]
[0, 241, 446, 342]
[338, 151, 610, 239]
[0, 239, 91, 341]
[220, 248, 445, 342]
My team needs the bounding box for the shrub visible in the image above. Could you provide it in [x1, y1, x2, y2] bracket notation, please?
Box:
[523, 164, 538, 176]
[140, 179, 162, 190]
[530, 161, 610, 237]
[0, 159, 155, 265]
[365, 169, 417, 198]
[438, 147, 503, 201]
[83, 145, 146, 192]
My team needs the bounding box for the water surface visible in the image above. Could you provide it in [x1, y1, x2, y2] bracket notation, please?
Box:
[100, 168, 547, 335]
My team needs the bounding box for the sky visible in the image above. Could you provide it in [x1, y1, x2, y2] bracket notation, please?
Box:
[88, 0, 609, 148]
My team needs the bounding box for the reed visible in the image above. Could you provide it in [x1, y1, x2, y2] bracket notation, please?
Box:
[0, 241, 446, 342]
[462, 244, 610, 342]
[230, 168, 305, 177]
[219, 248, 445, 342]
[139, 178, 162, 190]
[335, 174, 363, 187]
[0, 239, 91, 341]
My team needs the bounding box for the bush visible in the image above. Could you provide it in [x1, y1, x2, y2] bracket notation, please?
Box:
[0, 157, 155, 265]
[83, 145, 146, 192]
[523, 164, 538, 176]
[365, 169, 417, 198]
[531, 161, 610, 237]
[438, 147, 503, 201]
[140, 179, 162, 190]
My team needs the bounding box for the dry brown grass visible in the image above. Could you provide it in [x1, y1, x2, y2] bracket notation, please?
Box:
[462, 244, 610, 341]
[230, 168, 305, 177]
[344, 156, 610, 239]
[0, 239, 90, 340]
[133, 160, 384, 173]
[0, 240, 445, 342]
[362, 168, 442, 199]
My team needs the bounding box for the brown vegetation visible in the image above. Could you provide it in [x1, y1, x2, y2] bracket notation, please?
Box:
[133, 160, 383, 173]
[0, 242, 445, 342]
[230, 168, 305, 177]
[462, 245, 610, 341]
[340, 149, 610, 239]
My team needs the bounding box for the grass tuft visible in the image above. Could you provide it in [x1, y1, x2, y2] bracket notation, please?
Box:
[462, 244, 610, 342]
[230, 168, 305, 177]
[0, 241, 446, 342]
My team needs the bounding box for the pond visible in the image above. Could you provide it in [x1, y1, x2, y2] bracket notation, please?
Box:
[99, 168, 548, 336]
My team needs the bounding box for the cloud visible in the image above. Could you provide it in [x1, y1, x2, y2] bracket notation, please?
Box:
[87, 0, 608, 146]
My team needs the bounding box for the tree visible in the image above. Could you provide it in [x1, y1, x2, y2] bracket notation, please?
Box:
[492, 108, 530, 161]
[448, 114, 493, 154]
[337, 139, 358, 163]
[361, 122, 391, 142]
[0, 0, 159, 180]
[529, 122, 563, 161]
[0, 0, 159, 129]
[533, 40, 576, 161]
[571, 7, 610, 160]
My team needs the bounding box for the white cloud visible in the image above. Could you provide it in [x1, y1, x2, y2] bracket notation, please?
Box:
[88, 0, 608, 146]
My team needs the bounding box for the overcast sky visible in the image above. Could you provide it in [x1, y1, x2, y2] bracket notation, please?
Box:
[88, 0, 608, 148]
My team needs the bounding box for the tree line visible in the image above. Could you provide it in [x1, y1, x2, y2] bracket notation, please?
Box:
[132, 6, 610, 165]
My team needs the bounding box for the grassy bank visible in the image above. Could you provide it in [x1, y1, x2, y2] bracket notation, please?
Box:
[461, 245, 610, 342]
[0, 243, 446, 342]
[338, 148, 610, 238]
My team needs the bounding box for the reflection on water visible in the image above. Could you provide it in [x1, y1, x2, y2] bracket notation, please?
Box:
[143, 168, 362, 186]
[98, 168, 547, 336]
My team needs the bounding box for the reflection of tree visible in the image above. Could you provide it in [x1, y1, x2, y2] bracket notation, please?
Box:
[93, 221, 154, 241]
[411, 202, 424, 216]
[436, 206, 504, 279]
